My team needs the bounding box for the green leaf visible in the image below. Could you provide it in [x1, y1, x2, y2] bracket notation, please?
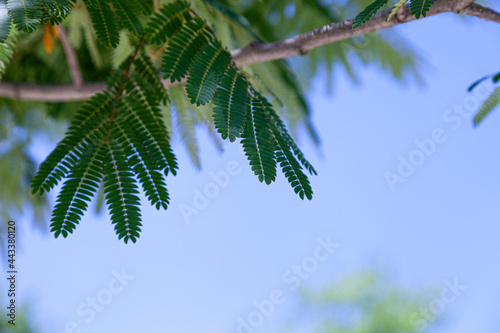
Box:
[474, 86, 500, 127]
[409, 0, 434, 19]
[84, 0, 120, 48]
[50, 142, 105, 238]
[271, 125, 313, 200]
[116, 92, 178, 176]
[241, 95, 277, 185]
[31, 92, 114, 195]
[7, 0, 42, 33]
[0, 29, 16, 78]
[144, 0, 192, 45]
[352, 0, 389, 29]
[113, 117, 170, 210]
[186, 40, 231, 106]
[111, 0, 142, 35]
[0, 1, 12, 43]
[387, 0, 408, 21]
[161, 17, 212, 82]
[212, 66, 248, 142]
[134, 0, 153, 15]
[132, 53, 169, 104]
[42, 0, 73, 19]
[258, 94, 317, 175]
[103, 140, 142, 244]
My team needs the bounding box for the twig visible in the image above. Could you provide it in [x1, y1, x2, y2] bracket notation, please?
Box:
[56, 25, 83, 88]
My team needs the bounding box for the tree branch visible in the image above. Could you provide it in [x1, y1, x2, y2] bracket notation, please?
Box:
[56, 25, 83, 88]
[461, 3, 500, 23]
[0, 0, 498, 102]
[0, 82, 105, 102]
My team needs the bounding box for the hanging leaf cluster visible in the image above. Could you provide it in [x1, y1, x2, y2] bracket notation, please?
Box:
[27, 0, 316, 243]
[31, 47, 177, 243]
[352, 0, 435, 29]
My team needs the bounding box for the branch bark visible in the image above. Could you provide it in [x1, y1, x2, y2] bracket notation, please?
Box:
[0, 0, 498, 102]
[56, 25, 83, 88]
[461, 3, 500, 23]
[0, 82, 105, 102]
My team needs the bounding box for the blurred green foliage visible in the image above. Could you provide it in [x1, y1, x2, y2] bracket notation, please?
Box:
[284, 271, 442, 333]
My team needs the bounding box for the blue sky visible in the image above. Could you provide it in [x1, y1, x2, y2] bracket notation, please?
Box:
[2, 7, 500, 333]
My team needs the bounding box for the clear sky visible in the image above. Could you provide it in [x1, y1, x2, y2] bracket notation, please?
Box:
[2, 7, 500, 333]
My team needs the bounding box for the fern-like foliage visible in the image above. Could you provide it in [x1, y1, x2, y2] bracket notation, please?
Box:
[83, 0, 146, 47]
[409, 0, 435, 19]
[186, 40, 232, 106]
[352, 0, 389, 29]
[473, 86, 500, 127]
[42, 0, 73, 18]
[241, 94, 277, 185]
[83, 0, 119, 47]
[469, 72, 500, 127]
[42, 0, 73, 24]
[6, 0, 43, 33]
[149, 0, 315, 196]
[0, 1, 12, 43]
[212, 66, 248, 142]
[0, 30, 17, 78]
[32, 46, 177, 243]
[144, 0, 192, 45]
[0, 0, 74, 39]
[0, 0, 147, 49]
[32, 0, 315, 243]
[110, 0, 143, 35]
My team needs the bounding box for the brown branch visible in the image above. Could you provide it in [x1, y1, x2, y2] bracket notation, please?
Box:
[0, 0, 498, 102]
[230, 0, 483, 66]
[56, 25, 83, 88]
[461, 3, 500, 23]
[0, 82, 105, 102]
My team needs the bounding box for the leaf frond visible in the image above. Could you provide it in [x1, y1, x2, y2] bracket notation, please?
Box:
[111, 0, 143, 35]
[6, 0, 43, 33]
[144, 0, 192, 45]
[257, 94, 317, 175]
[474, 86, 500, 127]
[352, 0, 389, 29]
[50, 142, 105, 238]
[409, 0, 435, 19]
[0, 29, 17, 78]
[42, 0, 73, 19]
[84, 0, 120, 47]
[113, 117, 170, 210]
[186, 39, 231, 106]
[31, 92, 114, 195]
[0, 2, 12, 43]
[212, 66, 248, 142]
[103, 139, 142, 244]
[241, 94, 277, 185]
[161, 17, 212, 82]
